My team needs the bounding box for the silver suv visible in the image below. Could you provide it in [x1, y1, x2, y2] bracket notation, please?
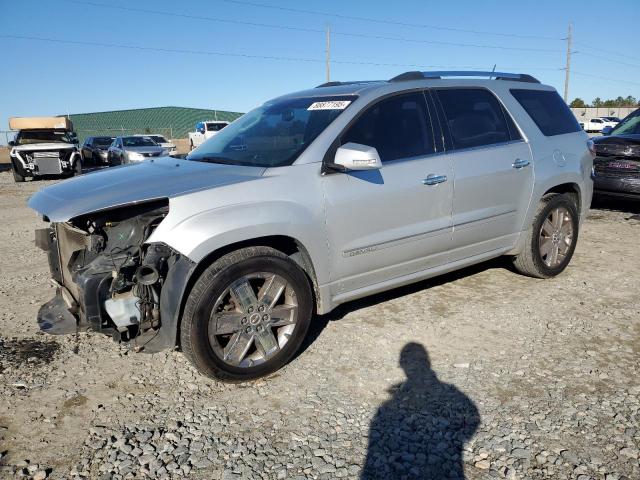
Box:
[28, 71, 594, 381]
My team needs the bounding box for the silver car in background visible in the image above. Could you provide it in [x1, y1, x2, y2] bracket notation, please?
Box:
[107, 135, 167, 164]
[135, 134, 178, 156]
[28, 70, 594, 383]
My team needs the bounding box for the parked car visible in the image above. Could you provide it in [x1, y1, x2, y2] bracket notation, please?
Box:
[107, 135, 167, 164]
[188, 121, 229, 150]
[583, 117, 618, 133]
[28, 71, 593, 382]
[600, 116, 621, 124]
[81, 136, 115, 165]
[8, 116, 81, 182]
[135, 134, 177, 156]
[592, 108, 640, 199]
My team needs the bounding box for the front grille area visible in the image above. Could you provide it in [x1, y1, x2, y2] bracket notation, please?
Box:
[35, 158, 63, 174]
[142, 152, 161, 158]
[594, 158, 640, 179]
[19, 149, 75, 174]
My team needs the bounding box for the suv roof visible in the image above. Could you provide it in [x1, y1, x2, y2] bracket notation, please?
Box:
[274, 70, 550, 102]
[317, 70, 540, 87]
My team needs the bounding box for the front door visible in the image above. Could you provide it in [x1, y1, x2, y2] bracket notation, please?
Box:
[321, 91, 454, 299]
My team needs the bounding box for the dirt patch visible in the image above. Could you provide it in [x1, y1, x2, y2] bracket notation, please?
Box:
[0, 338, 60, 373]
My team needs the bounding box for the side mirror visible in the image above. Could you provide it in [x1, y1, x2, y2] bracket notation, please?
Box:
[333, 142, 382, 171]
[8, 140, 16, 147]
[602, 126, 613, 136]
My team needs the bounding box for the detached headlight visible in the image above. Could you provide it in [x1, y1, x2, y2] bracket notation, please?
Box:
[128, 152, 144, 160]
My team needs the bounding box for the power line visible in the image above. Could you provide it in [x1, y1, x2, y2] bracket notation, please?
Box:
[572, 71, 640, 87]
[64, 0, 562, 53]
[573, 42, 640, 63]
[574, 51, 640, 70]
[0, 34, 562, 71]
[218, 0, 563, 41]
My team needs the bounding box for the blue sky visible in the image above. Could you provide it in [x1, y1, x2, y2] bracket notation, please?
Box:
[1, 0, 639, 131]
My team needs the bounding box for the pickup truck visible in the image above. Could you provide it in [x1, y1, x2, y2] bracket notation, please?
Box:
[8, 116, 82, 182]
[188, 121, 230, 150]
[583, 117, 618, 133]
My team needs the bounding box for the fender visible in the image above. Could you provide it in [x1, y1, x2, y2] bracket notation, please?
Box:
[147, 198, 330, 292]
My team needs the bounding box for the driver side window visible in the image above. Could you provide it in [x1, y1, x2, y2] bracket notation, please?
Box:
[341, 92, 435, 162]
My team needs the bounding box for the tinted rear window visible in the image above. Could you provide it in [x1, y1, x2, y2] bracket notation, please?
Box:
[511, 89, 581, 136]
[436, 88, 513, 150]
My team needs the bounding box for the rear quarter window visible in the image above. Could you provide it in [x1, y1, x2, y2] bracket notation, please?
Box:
[511, 89, 581, 136]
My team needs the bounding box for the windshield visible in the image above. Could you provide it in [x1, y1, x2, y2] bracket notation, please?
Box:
[123, 136, 157, 147]
[188, 96, 356, 167]
[94, 137, 114, 147]
[610, 109, 640, 135]
[17, 130, 75, 145]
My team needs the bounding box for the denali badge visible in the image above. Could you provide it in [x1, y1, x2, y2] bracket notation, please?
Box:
[343, 246, 377, 257]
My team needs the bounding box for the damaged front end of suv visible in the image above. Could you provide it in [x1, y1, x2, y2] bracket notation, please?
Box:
[35, 199, 193, 352]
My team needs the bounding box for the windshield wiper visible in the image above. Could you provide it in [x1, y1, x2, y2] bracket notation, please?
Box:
[192, 156, 238, 165]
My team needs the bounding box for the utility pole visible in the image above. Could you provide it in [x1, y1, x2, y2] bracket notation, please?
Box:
[325, 24, 331, 83]
[563, 22, 573, 103]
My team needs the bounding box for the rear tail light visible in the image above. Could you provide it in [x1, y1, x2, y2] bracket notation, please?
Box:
[587, 139, 596, 158]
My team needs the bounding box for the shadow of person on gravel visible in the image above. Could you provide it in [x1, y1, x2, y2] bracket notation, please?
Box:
[361, 343, 480, 480]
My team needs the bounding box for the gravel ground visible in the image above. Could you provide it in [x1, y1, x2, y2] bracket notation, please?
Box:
[0, 169, 639, 480]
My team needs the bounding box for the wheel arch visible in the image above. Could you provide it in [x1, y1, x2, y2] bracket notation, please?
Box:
[187, 234, 320, 311]
[149, 234, 323, 353]
[542, 182, 582, 214]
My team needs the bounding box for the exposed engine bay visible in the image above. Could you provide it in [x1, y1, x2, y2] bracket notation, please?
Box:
[35, 199, 189, 352]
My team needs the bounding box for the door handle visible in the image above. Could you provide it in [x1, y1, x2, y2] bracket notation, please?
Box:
[512, 158, 530, 169]
[422, 174, 448, 185]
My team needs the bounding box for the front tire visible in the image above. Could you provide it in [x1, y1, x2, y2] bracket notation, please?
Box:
[513, 193, 579, 279]
[11, 160, 26, 182]
[72, 157, 82, 176]
[181, 246, 313, 382]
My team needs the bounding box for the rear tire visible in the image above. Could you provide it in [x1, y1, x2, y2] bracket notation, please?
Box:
[513, 193, 579, 279]
[181, 246, 313, 382]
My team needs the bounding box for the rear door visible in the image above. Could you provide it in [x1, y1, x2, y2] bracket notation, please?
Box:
[434, 88, 534, 259]
[321, 91, 454, 297]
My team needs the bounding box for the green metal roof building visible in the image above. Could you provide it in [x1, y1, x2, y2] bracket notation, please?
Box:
[68, 106, 243, 142]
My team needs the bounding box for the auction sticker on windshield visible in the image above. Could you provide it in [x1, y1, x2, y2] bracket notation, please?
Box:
[307, 100, 352, 111]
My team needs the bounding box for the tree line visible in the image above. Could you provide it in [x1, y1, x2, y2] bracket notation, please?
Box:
[570, 96, 639, 108]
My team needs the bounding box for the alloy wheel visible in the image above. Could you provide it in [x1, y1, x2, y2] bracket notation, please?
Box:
[539, 207, 574, 267]
[208, 272, 298, 368]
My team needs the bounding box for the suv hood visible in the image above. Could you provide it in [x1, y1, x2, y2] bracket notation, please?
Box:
[28, 157, 266, 222]
[14, 142, 76, 151]
[592, 134, 640, 145]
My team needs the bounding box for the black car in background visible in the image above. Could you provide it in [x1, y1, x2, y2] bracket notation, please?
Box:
[592, 109, 640, 200]
[81, 136, 115, 165]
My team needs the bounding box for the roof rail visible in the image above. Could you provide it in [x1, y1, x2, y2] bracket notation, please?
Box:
[315, 80, 383, 88]
[389, 71, 540, 84]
